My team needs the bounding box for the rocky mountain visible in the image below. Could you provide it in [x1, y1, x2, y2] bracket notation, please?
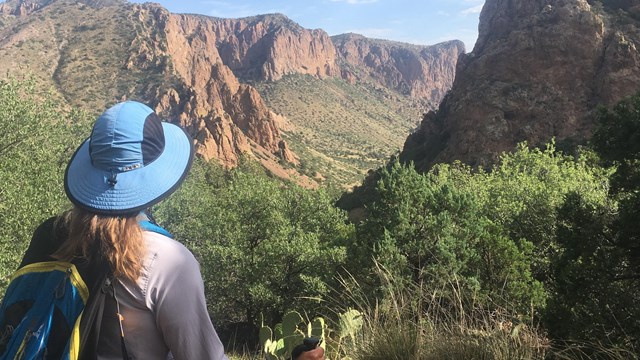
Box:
[210, 14, 339, 82]
[251, 36, 463, 185]
[0, 0, 463, 185]
[400, 0, 640, 170]
[132, 6, 298, 166]
[333, 34, 464, 104]
[0, 0, 303, 178]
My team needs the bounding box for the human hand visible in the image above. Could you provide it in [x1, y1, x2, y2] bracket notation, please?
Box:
[294, 346, 324, 360]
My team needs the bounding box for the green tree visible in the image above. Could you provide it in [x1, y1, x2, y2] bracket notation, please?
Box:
[349, 141, 609, 316]
[477, 142, 610, 286]
[547, 94, 640, 350]
[0, 78, 88, 291]
[546, 193, 637, 347]
[155, 158, 351, 329]
[352, 159, 544, 312]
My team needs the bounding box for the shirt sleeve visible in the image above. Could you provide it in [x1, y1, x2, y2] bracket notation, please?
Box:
[146, 239, 228, 360]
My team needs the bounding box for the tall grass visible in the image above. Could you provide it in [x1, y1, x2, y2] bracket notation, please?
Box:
[230, 261, 638, 359]
[329, 267, 547, 360]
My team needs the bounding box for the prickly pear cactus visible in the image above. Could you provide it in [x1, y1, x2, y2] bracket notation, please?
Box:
[260, 309, 359, 360]
[309, 317, 325, 340]
[261, 310, 310, 359]
[338, 308, 363, 342]
[259, 326, 281, 360]
[282, 311, 305, 356]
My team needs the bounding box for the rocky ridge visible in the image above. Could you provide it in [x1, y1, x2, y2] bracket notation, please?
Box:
[0, 0, 302, 172]
[211, 14, 339, 82]
[333, 33, 465, 103]
[129, 5, 295, 167]
[401, 0, 640, 170]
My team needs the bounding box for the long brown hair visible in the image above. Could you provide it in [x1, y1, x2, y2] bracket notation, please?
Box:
[53, 207, 146, 282]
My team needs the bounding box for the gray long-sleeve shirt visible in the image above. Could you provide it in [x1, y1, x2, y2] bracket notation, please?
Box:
[109, 230, 228, 360]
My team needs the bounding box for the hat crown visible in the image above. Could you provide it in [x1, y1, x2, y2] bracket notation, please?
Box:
[89, 101, 163, 172]
[65, 100, 193, 214]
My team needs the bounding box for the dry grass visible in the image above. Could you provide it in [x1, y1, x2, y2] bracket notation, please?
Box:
[330, 269, 549, 360]
[224, 262, 637, 360]
[319, 263, 640, 360]
[255, 74, 430, 187]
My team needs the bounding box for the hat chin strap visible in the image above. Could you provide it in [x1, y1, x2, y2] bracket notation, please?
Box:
[107, 171, 118, 187]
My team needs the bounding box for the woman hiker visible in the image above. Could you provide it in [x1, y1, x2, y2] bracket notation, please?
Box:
[16, 101, 325, 359]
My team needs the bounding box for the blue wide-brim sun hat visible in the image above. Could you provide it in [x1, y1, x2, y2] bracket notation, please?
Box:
[65, 101, 193, 215]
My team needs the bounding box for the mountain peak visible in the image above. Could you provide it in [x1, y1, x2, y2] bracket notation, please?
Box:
[213, 12, 302, 31]
[331, 32, 367, 41]
[0, 0, 464, 186]
[0, 0, 50, 15]
[333, 32, 465, 53]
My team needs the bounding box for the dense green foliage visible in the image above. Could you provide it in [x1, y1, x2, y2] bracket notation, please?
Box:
[154, 158, 352, 329]
[0, 78, 88, 289]
[546, 94, 640, 352]
[349, 144, 609, 316]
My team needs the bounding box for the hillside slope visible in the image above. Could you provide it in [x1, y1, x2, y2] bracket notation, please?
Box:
[256, 74, 427, 186]
[255, 37, 464, 185]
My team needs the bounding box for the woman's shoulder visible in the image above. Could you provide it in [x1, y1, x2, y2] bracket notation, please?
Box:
[139, 231, 203, 300]
[142, 231, 199, 269]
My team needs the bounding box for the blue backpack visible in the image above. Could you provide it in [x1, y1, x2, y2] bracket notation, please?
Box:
[0, 261, 88, 359]
[0, 220, 169, 360]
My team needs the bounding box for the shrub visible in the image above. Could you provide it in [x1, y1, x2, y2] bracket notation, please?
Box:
[155, 158, 352, 333]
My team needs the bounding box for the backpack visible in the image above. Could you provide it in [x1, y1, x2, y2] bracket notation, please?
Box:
[0, 261, 89, 359]
[0, 219, 168, 360]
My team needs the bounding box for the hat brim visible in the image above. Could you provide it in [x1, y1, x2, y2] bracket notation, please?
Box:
[64, 122, 194, 215]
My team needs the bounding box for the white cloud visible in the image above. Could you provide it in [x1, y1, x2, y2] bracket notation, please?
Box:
[330, 0, 378, 4]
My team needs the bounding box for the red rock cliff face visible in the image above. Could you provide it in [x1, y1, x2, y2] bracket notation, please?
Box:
[401, 0, 640, 170]
[127, 5, 294, 167]
[208, 14, 339, 81]
[333, 34, 465, 104]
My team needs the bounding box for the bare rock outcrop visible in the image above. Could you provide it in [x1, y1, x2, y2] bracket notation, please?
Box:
[333, 33, 465, 104]
[401, 0, 640, 170]
[0, 0, 45, 16]
[191, 111, 252, 164]
[129, 4, 290, 167]
[210, 14, 339, 81]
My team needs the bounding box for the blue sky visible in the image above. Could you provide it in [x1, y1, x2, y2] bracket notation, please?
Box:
[129, 0, 485, 52]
